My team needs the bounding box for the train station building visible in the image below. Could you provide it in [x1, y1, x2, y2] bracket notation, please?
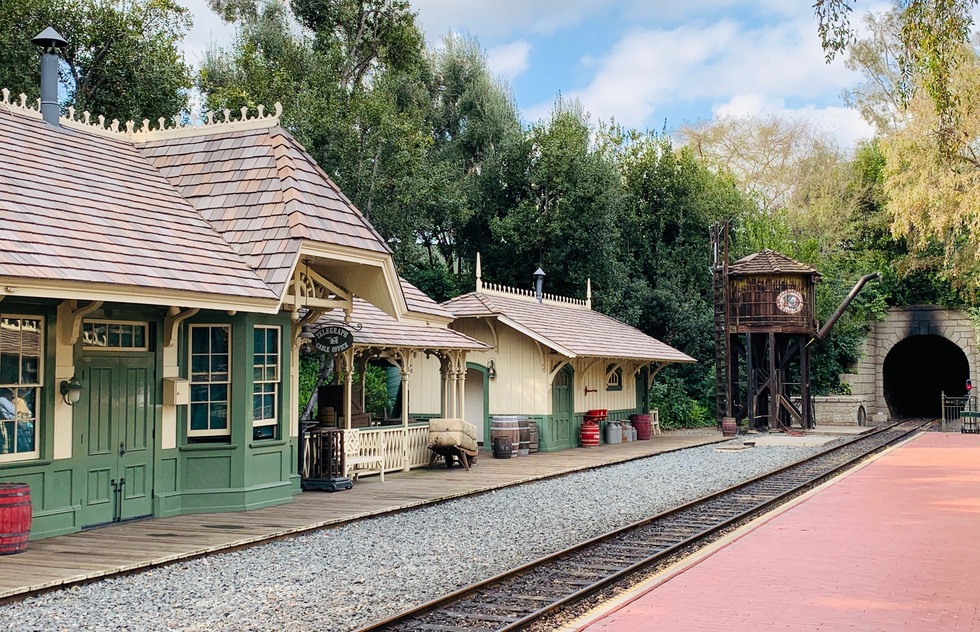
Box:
[0, 32, 692, 542]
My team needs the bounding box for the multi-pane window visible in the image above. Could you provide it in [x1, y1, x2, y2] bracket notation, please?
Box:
[82, 320, 148, 350]
[606, 365, 623, 391]
[189, 325, 230, 437]
[253, 326, 280, 440]
[0, 317, 42, 461]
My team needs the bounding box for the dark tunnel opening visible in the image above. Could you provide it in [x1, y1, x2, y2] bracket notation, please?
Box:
[883, 335, 970, 419]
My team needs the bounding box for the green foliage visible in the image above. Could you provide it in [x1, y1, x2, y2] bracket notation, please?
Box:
[0, 0, 193, 123]
[649, 372, 714, 430]
[298, 351, 322, 417]
[362, 365, 390, 419]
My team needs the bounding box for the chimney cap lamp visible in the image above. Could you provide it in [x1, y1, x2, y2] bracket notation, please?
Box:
[60, 375, 81, 406]
[32, 27, 67, 51]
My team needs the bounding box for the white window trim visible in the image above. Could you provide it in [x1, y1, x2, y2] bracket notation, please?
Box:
[188, 324, 231, 438]
[82, 319, 150, 351]
[0, 315, 43, 463]
[252, 326, 280, 428]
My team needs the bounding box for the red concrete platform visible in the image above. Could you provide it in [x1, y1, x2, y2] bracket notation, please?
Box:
[572, 432, 980, 631]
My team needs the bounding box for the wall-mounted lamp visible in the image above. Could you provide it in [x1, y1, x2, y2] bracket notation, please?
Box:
[299, 323, 315, 351]
[487, 359, 496, 379]
[60, 376, 82, 406]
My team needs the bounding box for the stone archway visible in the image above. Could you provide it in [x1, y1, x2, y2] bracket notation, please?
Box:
[815, 307, 979, 425]
[883, 335, 970, 418]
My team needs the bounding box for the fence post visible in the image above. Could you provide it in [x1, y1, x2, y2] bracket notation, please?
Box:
[941, 391, 946, 432]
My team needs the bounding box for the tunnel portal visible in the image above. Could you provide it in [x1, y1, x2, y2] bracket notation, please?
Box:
[883, 334, 970, 419]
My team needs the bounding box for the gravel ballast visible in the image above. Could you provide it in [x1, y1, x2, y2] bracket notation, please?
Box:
[3, 439, 826, 631]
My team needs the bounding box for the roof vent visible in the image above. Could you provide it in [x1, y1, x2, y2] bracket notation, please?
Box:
[533, 267, 546, 303]
[31, 27, 67, 127]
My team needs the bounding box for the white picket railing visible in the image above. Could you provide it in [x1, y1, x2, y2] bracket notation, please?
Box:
[347, 423, 431, 478]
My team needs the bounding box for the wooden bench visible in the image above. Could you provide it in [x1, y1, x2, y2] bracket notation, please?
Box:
[960, 411, 980, 434]
[343, 430, 385, 481]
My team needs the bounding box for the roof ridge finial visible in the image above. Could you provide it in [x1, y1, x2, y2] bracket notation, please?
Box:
[476, 252, 483, 292]
[586, 278, 592, 310]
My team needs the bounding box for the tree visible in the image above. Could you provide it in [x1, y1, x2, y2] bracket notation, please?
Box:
[0, 0, 193, 123]
[680, 115, 852, 224]
[881, 46, 980, 299]
[815, 0, 976, 159]
[841, 10, 908, 134]
[481, 101, 626, 306]
[602, 126, 752, 424]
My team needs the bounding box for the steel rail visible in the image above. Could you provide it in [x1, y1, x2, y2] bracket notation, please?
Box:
[356, 420, 931, 632]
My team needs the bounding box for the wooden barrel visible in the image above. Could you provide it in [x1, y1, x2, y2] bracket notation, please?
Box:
[491, 436, 513, 459]
[491, 416, 520, 459]
[630, 414, 652, 440]
[528, 420, 540, 453]
[0, 483, 31, 554]
[580, 419, 600, 447]
[517, 418, 530, 456]
[722, 417, 738, 437]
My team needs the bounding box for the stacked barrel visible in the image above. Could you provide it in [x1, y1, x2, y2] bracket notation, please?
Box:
[491, 416, 533, 458]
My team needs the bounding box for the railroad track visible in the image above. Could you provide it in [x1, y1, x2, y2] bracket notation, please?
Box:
[357, 420, 932, 632]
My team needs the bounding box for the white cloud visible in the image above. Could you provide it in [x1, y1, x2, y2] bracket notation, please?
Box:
[522, 11, 870, 146]
[409, 0, 604, 41]
[711, 96, 874, 150]
[486, 40, 531, 81]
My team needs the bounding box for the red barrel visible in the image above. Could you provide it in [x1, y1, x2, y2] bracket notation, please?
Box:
[0, 483, 31, 554]
[630, 414, 652, 440]
[722, 417, 738, 437]
[580, 419, 600, 447]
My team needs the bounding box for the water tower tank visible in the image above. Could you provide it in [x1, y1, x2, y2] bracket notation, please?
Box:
[727, 249, 820, 335]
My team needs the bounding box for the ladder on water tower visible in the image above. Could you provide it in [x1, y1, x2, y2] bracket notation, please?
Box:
[711, 223, 731, 423]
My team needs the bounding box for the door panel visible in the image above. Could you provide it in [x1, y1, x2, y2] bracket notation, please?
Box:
[80, 365, 116, 527]
[78, 356, 155, 527]
[120, 364, 154, 520]
[551, 367, 574, 450]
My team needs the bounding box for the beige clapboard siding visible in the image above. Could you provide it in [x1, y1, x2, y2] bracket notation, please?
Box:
[572, 359, 639, 413]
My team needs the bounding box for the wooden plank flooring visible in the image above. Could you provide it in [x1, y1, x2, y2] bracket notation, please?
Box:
[0, 431, 725, 599]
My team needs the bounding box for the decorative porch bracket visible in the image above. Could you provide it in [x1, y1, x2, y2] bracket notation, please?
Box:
[647, 363, 667, 390]
[57, 299, 104, 347]
[549, 358, 570, 385]
[285, 265, 353, 323]
[163, 307, 200, 348]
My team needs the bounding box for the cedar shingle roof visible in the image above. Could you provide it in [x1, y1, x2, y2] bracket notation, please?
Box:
[0, 110, 276, 302]
[399, 278, 454, 319]
[317, 298, 488, 350]
[729, 249, 820, 276]
[442, 292, 694, 363]
[137, 126, 391, 298]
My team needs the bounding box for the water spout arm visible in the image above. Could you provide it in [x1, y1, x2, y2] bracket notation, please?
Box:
[814, 272, 881, 341]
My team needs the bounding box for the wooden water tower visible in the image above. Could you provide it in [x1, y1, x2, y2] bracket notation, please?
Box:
[712, 224, 821, 431]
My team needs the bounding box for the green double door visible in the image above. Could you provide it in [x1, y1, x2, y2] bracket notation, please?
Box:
[77, 354, 156, 528]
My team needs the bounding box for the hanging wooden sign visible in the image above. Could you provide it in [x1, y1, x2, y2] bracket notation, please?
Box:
[313, 326, 354, 354]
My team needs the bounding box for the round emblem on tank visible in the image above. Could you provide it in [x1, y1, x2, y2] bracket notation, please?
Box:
[775, 289, 804, 314]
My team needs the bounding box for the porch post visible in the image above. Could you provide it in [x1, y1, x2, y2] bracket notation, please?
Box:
[401, 364, 410, 472]
[342, 349, 354, 430]
[438, 354, 449, 418]
[456, 351, 467, 418]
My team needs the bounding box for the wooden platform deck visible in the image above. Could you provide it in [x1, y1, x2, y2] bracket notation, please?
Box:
[0, 430, 727, 600]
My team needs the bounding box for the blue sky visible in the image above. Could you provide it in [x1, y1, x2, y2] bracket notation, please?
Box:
[181, 1, 888, 149]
